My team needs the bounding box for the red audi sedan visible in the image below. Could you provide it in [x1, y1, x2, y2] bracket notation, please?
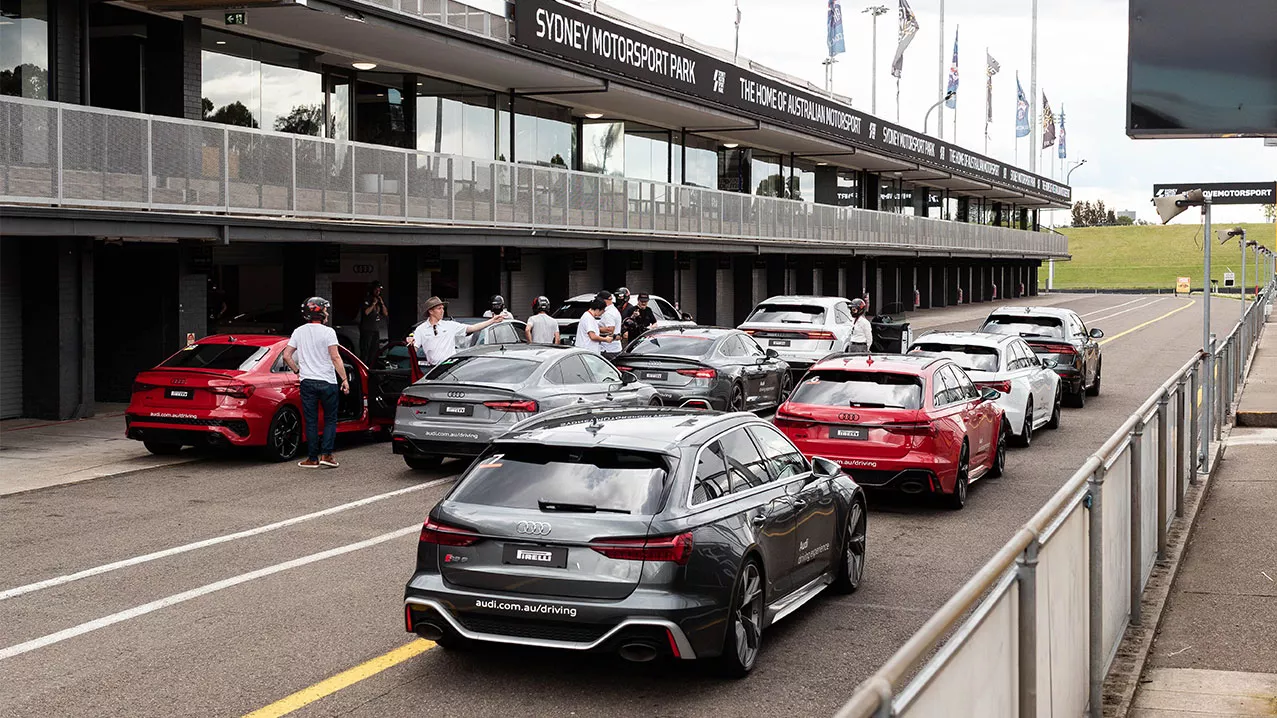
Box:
[772, 354, 1007, 509]
[126, 335, 387, 461]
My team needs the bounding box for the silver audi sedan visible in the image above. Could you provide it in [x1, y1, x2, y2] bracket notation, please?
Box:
[392, 344, 661, 469]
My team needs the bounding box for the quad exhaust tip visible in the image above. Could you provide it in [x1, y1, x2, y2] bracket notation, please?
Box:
[618, 642, 659, 663]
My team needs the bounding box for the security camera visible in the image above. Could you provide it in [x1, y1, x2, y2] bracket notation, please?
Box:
[1153, 187, 1204, 224]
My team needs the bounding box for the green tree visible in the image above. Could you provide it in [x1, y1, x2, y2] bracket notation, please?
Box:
[1263, 203, 1276, 223]
[1071, 201, 1087, 227]
[207, 101, 258, 129]
[1115, 214, 1136, 226]
[273, 104, 324, 136]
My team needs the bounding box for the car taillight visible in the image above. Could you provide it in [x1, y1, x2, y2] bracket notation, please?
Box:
[132, 381, 157, 394]
[1037, 343, 1077, 356]
[676, 368, 717, 380]
[976, 380, 1013, 394]
[419, 517, 479, 547]
[483, 399, 539, 413]
[805, 330, 837, 340]
[207, 381, 255, 398]
[774, 403, 815, 428]
[590, 532, 694, 565]
[615, 366, 633, 373]
[742, 329, 756, 335]
[398, 394, 430, 407]
[884, 421, 937, 436]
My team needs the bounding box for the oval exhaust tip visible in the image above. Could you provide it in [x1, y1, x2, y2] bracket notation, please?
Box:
[618, 642, 659, 663]
[415, 622, 445, 641]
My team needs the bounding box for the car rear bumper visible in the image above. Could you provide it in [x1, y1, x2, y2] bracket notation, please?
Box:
[799, 448, 956, 494]
[1054, 367, 1084, 392]
[651, 386, 726, 410]
[404, 576, 707, 659]
[125, 413, 256, 446]
[392, 433, 490, 458]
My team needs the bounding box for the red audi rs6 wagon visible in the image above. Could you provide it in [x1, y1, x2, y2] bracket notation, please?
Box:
[772, 354, 1007, 509]
[126, 335, 387, 461]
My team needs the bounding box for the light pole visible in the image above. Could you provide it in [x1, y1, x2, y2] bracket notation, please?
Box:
[1066, 159, 1087, 185]
[923, 91, 955, 134]
[863, 5, 888, 115]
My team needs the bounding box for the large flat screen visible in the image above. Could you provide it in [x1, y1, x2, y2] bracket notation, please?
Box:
[1127, 0, 1277, 138]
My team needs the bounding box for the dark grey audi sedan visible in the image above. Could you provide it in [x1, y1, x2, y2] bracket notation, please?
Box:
[403, 406, 867, 677]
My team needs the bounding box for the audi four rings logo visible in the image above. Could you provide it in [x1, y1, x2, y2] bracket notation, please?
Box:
[446, 391, 466, 398]
[170, 378, 187, 385]
[838, 412, 860, 421]
[516, 521, 552, 536]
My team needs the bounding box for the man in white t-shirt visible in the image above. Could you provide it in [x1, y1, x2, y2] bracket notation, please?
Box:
[597, 290, 624, 360]
[408, 296, 504, 367]
[525, 296, 560, 344]
[848, 298, 873, 352]
[282, 297, 350, 469]
[574, 299, 609, 353]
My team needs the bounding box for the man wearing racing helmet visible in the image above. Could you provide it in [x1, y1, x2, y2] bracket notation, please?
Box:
[525, 295, 560, 344]
[483, 294, 514, 320]
[848, 297, 873, 352]
[282, 297, 349, 469]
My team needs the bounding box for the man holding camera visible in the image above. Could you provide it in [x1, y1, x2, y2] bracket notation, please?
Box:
[359, 280, 388, 367]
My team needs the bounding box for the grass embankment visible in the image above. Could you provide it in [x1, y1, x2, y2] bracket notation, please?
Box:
[1047, 222, 1276, 290]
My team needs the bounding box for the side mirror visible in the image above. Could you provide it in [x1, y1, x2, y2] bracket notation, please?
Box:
[980, 387, 1002, 402]
[811, 456, 841, 479]
[1042, 358, 1059, 369]
[681, 312, 694, 321]
[620, 371, 637, 385]
[1089, 327, 1104, 339]
[766, 348, 780, 359]
[607, 382, 623, 394]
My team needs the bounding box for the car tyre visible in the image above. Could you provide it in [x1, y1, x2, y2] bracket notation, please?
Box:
[260, 406, 302, 462]
[714, 558, 765, 678]
[989, 421, 1008, 479]
[1013, 399, 1033, 447]
[728, 383, 747, 412]
[1047, 388, 1062, 429]
[831, 500, 867, 594]
[1066, 383, 1086, 409]
[404, 455, 444, 470]
[143, 440, 184, 456]
[945, 442, 970, 510]
[648, 396, 664, 407]
[1086, 361, 1102, 396]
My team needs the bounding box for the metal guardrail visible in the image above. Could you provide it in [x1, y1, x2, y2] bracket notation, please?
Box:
[0, 96, 1067, 257]
[835, 283, 1274, 718]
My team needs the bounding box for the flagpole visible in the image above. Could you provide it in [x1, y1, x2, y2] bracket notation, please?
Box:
[1029, 0, 1038, 172]
[896, 77, 901, 122]
[937, 0, 945, 139]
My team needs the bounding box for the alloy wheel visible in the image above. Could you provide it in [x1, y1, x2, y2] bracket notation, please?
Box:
[733, 563, 764, 669]
[729, 384, 747, 412]
[271, 409, 301, 461]
[845, 503, 866, 585]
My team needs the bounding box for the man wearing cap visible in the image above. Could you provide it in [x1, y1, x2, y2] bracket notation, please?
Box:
[623, 293, 658, 342]
[408, 296, 503, 368]
[597, 290, 624, 361]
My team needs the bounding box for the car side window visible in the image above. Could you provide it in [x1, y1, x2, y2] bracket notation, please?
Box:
[556, 355, 595, 385]
[933, 366, 958, 405]
[718, 428, 772, 493]
[953, 366, 980, 400]
[740, 334, 766, 357]
[544, 361, 565, 384]
[692, 441, 731, 504]
[654, 298, 678, 320]
[834, 304, 854, 324]
[271, 352, 291, 373]
[1069, 313, 1087, 338]
[747, 425, 810, 481]
[580, 353, 621, 383]
[1018, 341, 1039, 367]
[1005, 342, 1024, 371]
[719, 335, 746, 358]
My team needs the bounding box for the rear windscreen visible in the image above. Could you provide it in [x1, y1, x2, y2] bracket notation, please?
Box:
[746, 304, 826, 324]
[911, 343, 1000, 372]
[425, 356, 539, 384]
[552, 301, 593, 320]
[161, 344, 268, 371]
[982, 315, 1065, 340]
[450, 445, 670, 515]
[628, 334, 715, 357]
[789, 370, 923, 410]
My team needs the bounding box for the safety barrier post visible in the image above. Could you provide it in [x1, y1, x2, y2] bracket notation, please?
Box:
[1129, 424, 1144, 625]
[1156, 391, 1170, 560]
[1087, 465, 1107, 718]
[1190, 360, 1201, 484]
[1175, 375, 1189, 514]
[1017, 535, 1040, 718]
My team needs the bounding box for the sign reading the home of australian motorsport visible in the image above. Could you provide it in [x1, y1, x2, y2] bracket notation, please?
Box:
[512, 0, 1070, 204]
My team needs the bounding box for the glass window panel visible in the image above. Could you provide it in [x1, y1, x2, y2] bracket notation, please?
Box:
[262, 64, 322, 135]
[202, 50, 260, 128]
[0, 0, 49, 99]
[582, 121, 625, 175]
[464, 101, 495, 160]
[327, 75, 350, 141]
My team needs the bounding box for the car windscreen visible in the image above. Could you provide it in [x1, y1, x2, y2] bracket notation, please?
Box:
[552, 301, 593, 320]
[161, 344, 268, 371]
[628, 334, 715, 357]
[910, 343, 1000, 372]
[981, 315, 1066, 340]
[424, 355, 539, 384]
[789, 370, 924, 410]
[746, 304, 826, 324]
[450, 444, 671, 515]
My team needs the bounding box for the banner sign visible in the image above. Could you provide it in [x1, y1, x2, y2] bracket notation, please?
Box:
[1176, 276, 1191, 294]
[1152, 182, 1276, 206]
[513, 0, 1071, 204]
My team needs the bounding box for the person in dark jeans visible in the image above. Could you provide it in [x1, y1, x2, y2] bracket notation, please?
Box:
[282, 296, 350, 468]
[359, 280, 388, 367]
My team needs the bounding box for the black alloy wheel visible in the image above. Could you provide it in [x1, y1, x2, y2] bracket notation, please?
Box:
[989, 421, 1008, 478]
[143, 440, 183, 456]
[1087, 361, 1103, 397]
[404, 455, 444, 471]
[831, 501, 867, 594]
[945, 442, 970, 510]
[261, 406, 302, 462]
[728, 383, 747, 412]
[1047, 388, 1062, 429]
[648, 396, 664, 407]
[776, 371, 793, 406]
[1014, 399, 1033, 447]
[715, 559, 765, 678]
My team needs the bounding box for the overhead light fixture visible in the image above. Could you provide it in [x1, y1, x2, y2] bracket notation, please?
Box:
[817, 161, 828, 166]
[583, 112, 604, 119]
[723, 142, 739, 148]
[215, 40, 226, 45]
[352, 62, 377, 70]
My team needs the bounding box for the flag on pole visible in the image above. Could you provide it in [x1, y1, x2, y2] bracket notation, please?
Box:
[1042, 93, 1056, 149]
[1057, 106, 1067, 159]
[890, 0, 919, 79]
[944, 27, 959, 109]
[827, 0, 846, 56]
[1015, 74, 1030, 138]
[985, 51, 1000, 124]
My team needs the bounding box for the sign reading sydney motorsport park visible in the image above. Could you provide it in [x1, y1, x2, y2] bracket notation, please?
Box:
[1151, 182, 1276, 206]
[512, 0, 1071, 204]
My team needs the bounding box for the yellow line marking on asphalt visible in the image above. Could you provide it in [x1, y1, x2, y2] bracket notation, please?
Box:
[1099, 299, 1196, 346]
[242, 639, 435, 718]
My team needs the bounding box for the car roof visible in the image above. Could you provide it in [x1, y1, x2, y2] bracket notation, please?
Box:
[637, 326, 736, 338]
[757, 295, 846, 306]
[454, 343, 573, 359]
[986, 306, 1073, 319]
[913, 331, 1018, 348]
[809, 353, 945, 373]
[564, 293, 668, 303]
[198, 334, 288, 348]
[503, 407, 757, 453]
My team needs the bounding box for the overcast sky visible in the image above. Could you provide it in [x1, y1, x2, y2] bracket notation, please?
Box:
[485, 0, 1274, 225]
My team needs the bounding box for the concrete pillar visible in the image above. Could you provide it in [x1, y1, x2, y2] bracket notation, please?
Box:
[177, 242, 207, 344]
[21, 238, 94, 418]
[1030, 262, 1040, 296]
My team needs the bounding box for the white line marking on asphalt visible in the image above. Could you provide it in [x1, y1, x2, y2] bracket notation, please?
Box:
[1086, 298, 1169, 325]
[1078, 297, 1146, 318]
[0, 478, 451, 602]
[0, 525, 420, 662]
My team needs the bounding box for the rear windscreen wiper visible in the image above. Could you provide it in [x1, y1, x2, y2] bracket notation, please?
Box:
[538, 500, 630, 514]
[849, 401, 889, 408]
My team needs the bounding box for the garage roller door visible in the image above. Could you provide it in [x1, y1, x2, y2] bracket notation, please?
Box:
[1, 241, 23, 418]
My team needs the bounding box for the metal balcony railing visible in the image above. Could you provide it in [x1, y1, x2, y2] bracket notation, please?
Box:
[0, 96, 1067, 257]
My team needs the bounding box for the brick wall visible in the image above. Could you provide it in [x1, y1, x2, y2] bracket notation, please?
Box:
[183, 16, 203, 120]
[54, 0, 81, 104]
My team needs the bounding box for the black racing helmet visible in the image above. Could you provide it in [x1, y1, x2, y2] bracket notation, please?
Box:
[490, 294, 506, 313]
[849, 298, 868, 317]
[301, 296, 331, 322]
[532, 295, 550, 313]
[614, 286, 631, 306]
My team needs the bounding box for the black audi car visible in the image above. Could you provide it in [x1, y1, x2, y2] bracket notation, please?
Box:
[979, 306, 1104, 408]
[613, 327, 792, 412]
[403, 406, 867, 677]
